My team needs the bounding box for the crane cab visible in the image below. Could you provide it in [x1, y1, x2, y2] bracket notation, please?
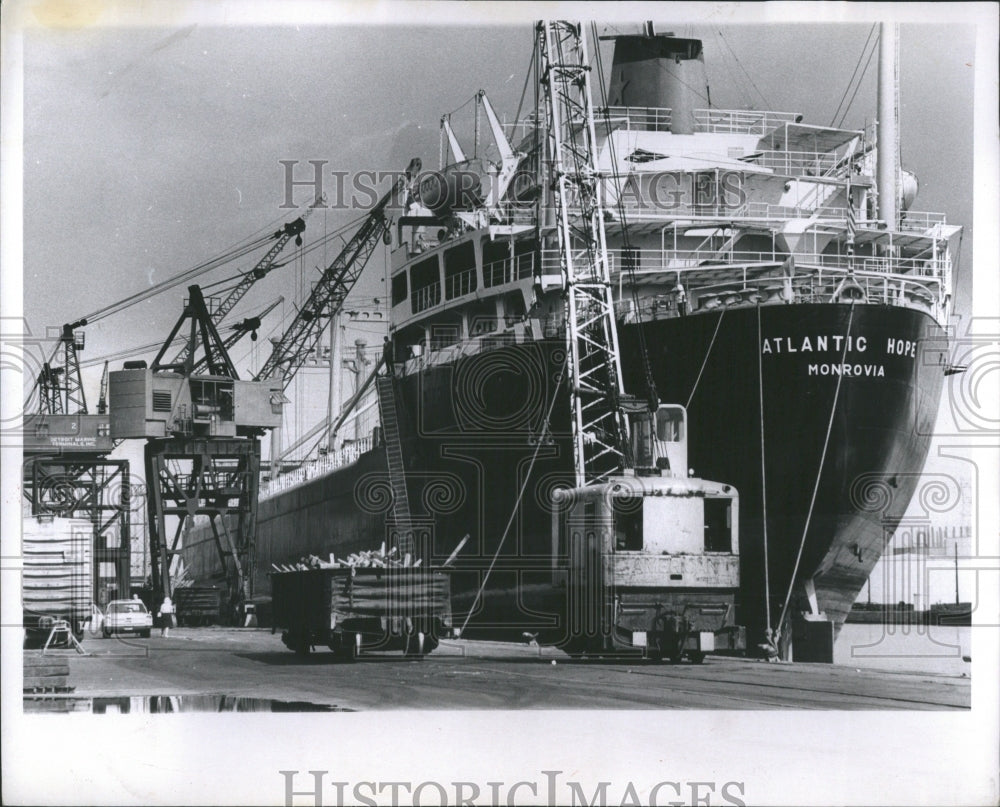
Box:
[550, 406, 746, 661]
[109, 368, 282, 439]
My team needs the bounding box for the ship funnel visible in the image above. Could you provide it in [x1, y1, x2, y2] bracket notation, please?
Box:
[600, 23, 707, 134]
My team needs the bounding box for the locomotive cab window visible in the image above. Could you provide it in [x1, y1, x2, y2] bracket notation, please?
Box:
[656, 408, 684, 442]
[613, 497, 643, 551]
[704, 497, 733, 552]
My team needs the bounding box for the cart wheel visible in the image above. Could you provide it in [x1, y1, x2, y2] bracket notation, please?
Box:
[688, 651, 706, 665]
[282, 631, 311, 656]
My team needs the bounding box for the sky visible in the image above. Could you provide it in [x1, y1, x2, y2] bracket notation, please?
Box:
[15, 7, 985, 604]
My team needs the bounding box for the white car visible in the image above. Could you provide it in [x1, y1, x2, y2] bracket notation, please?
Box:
[103, 600, 153, 638]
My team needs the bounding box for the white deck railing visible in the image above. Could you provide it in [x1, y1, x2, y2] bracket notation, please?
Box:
[411, 281, 441, 314]
[601, 106, 673, 132]
[590, 247, 945, 278]
[503, 106, 802, 138]
[260, 435, 374, 501]
[483, 253, 536, 287]
[692, 108, 802, 134]
[445, 267, 477, 300]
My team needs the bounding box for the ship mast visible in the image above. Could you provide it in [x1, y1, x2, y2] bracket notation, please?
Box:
[876, 22, 900, 228]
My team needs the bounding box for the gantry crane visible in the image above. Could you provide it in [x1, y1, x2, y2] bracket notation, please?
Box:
[86, 210, 306, 612]
[109, 285, 283, 615]
[23, 320, 131, 605]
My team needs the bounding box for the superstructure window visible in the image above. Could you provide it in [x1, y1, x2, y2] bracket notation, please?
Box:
[444, 242, 477, 299]
[391, 273, 408, 306]
[411, 256, 441, 313]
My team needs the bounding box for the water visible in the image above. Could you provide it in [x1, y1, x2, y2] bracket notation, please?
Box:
[835, 623, 971, 676]
[23, 695, 351, 714]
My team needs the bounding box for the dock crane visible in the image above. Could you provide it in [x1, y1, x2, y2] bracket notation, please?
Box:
[25, 206, 307, 611]
[93, 211, 307, 614]
[23, 321, 131, 606]
[537, 20, 745, 661]
[109, 285, 283, 616]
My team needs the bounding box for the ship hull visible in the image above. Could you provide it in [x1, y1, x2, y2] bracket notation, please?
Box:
[183, 303, 945, 645]
[183, 449, 389, 595]
[618, 303, 946, 636]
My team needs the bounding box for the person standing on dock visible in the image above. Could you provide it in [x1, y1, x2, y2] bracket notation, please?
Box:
[157, 596, 175, 638]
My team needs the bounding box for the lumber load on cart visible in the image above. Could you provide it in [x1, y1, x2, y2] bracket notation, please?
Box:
[270, 560, 451, 659]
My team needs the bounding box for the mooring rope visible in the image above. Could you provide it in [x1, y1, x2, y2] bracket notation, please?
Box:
[774, 303, 856, 645]
[457, 353, 569, 638]
[686, 306, 726, 409]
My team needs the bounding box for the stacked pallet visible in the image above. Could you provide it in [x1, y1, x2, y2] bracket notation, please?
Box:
[271, 542, 421, 573]
[23, 652, 72, 693]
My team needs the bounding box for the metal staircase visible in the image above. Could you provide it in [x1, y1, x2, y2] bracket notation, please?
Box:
[538, 20, 630, 487]
[375, 375, 414, 556]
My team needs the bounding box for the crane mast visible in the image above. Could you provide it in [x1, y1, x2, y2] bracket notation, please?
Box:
[36, 319, 89, 415]
[538, 20, 630, 487]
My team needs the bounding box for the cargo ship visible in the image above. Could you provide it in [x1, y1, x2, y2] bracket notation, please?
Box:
[181, 22, 962, 653]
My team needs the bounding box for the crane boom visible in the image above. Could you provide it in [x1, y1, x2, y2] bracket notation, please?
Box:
[170, 210, 313, 366]
[189, 296, 284, 374]
[254, 159, 420, 387]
